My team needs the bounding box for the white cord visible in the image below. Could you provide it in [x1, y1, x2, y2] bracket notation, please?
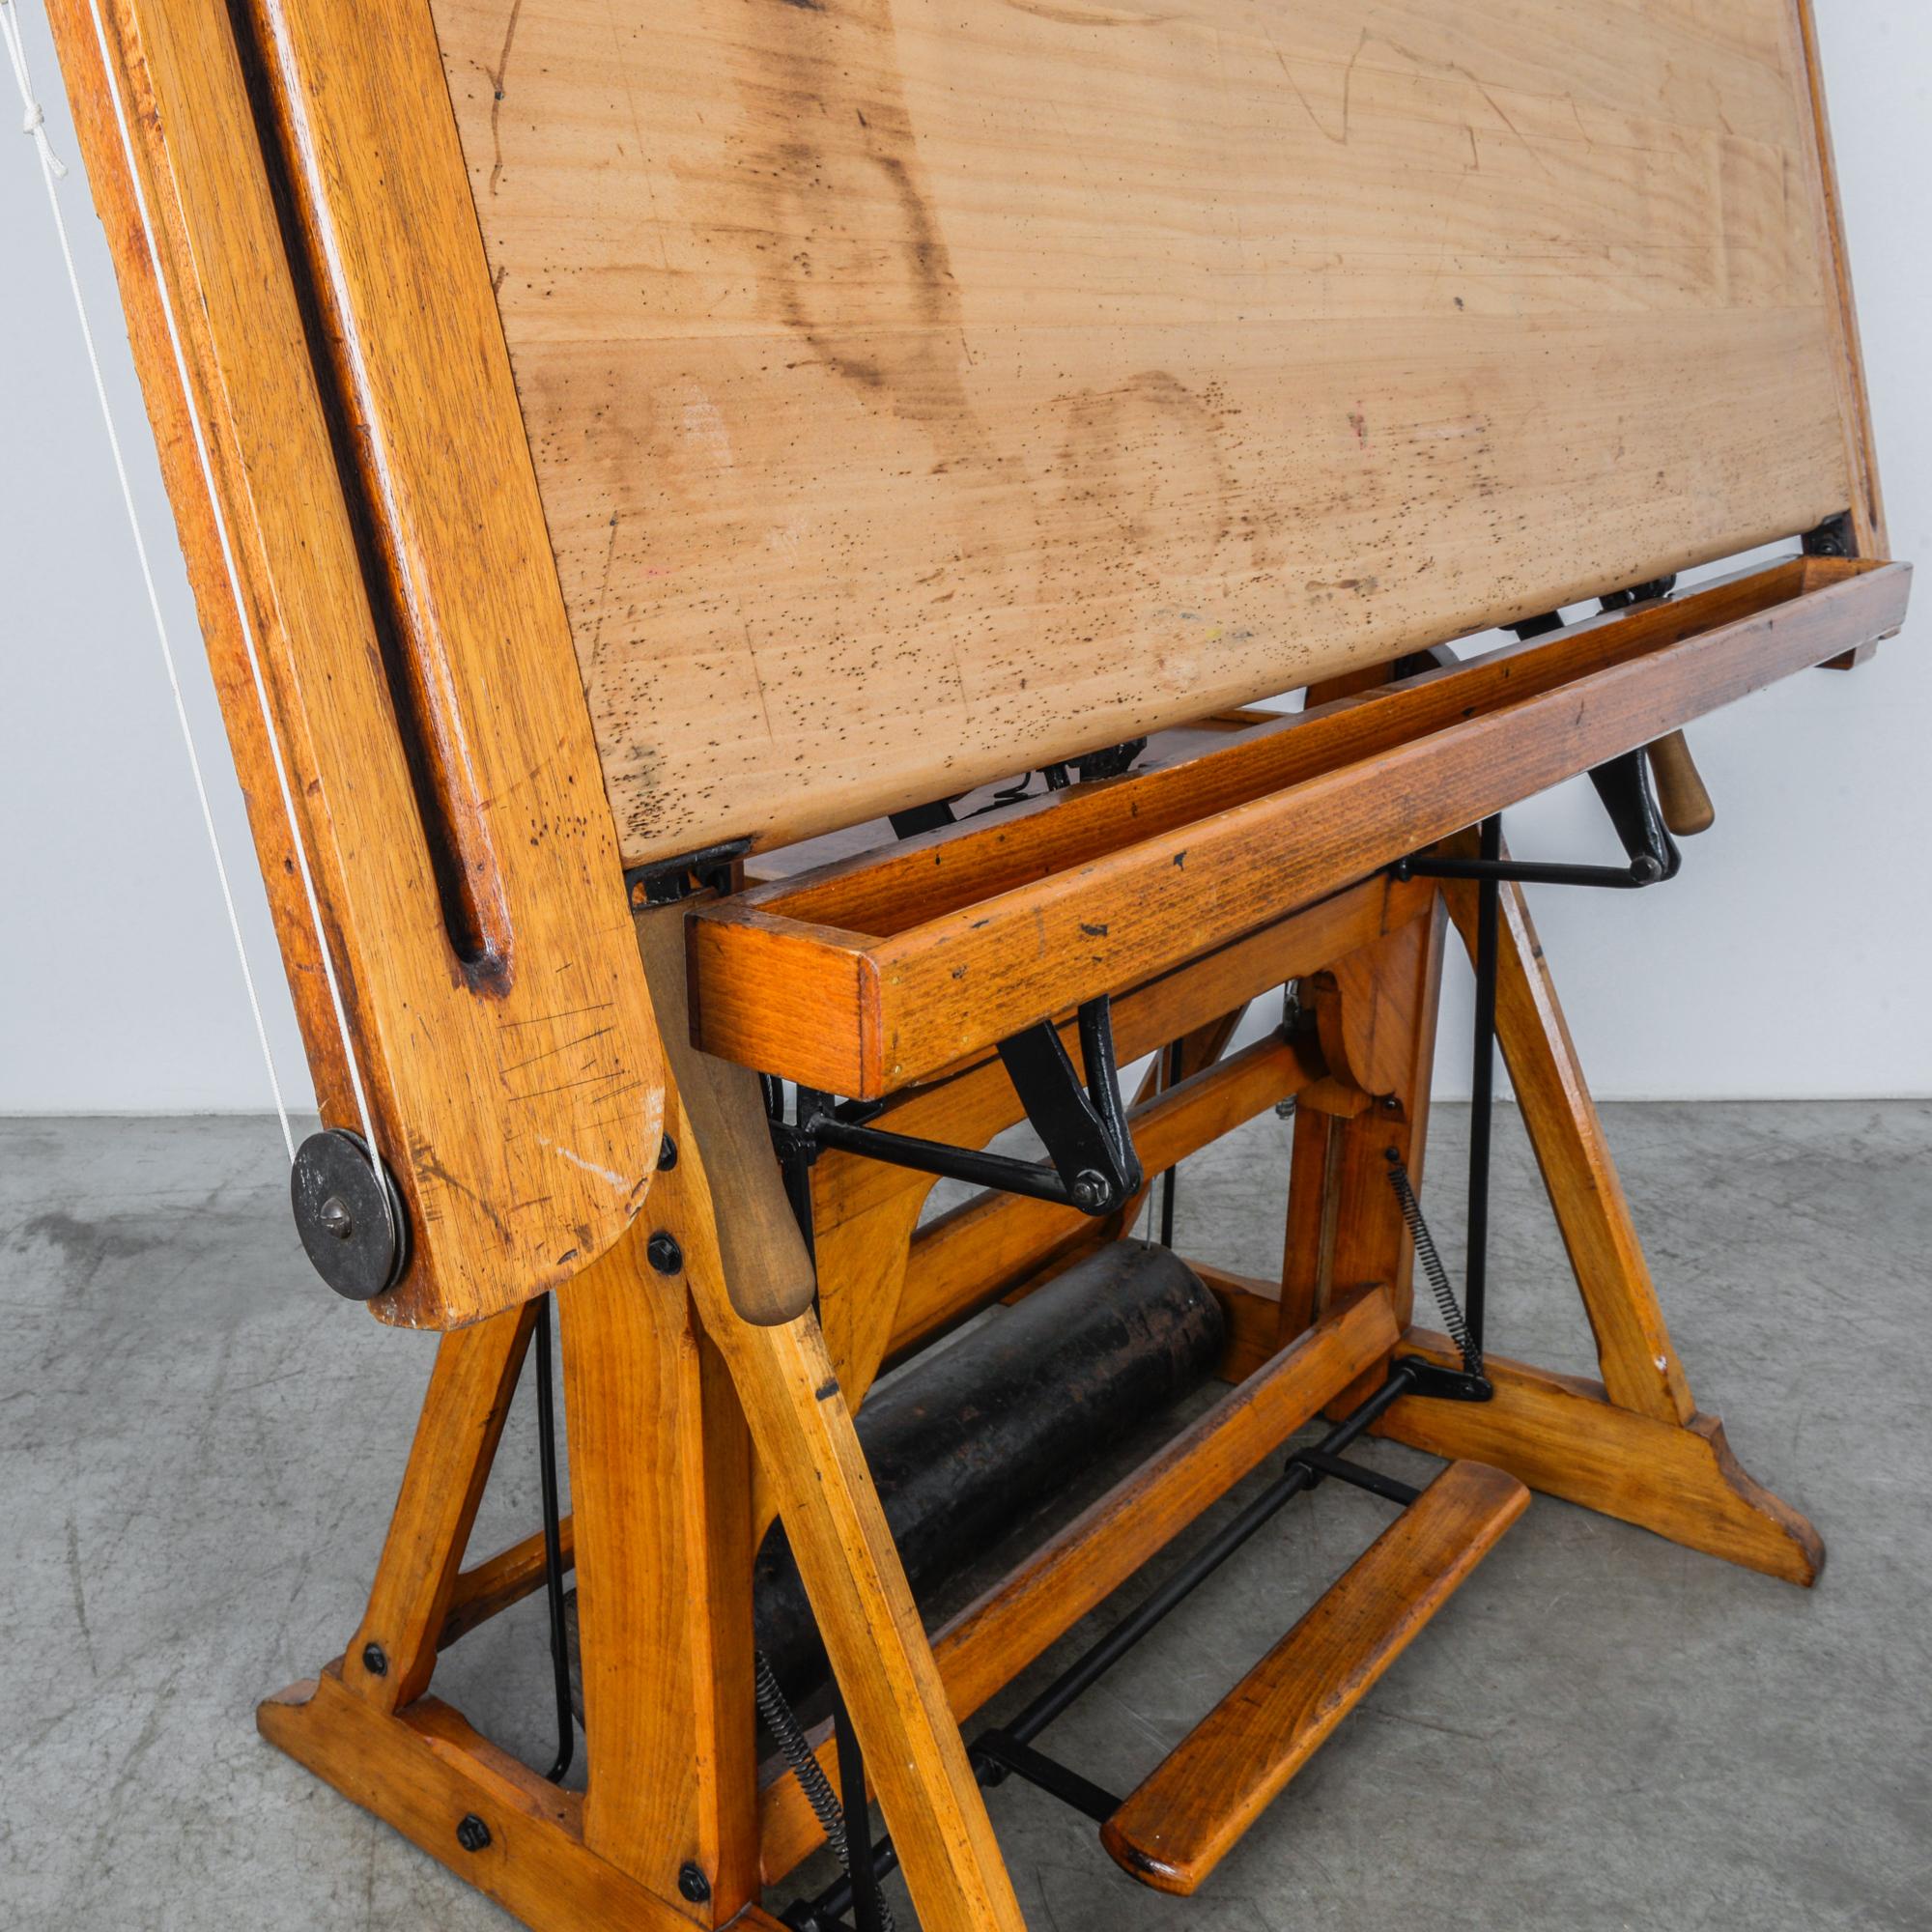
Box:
[5, 0, 385, 1167]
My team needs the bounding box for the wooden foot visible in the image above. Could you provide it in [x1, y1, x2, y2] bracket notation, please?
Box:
[258, 1667, 696, 1931]
[1378, 1329, 1823, 1586]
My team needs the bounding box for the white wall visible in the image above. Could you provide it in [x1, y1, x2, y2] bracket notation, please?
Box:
[0, 3, 1926, 1112]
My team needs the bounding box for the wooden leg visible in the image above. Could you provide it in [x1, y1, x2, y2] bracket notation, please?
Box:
[1422, 849, 1820, 1582]
[1280, 900, 1447, 1389]
[343, 1300, 539, 1710]
[637, 906, 1029, 1932]
[558, 1222, 759, 1918]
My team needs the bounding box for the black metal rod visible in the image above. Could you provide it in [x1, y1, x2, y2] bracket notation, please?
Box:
[1158, 1038, 1181, 1247]
[533, 1294, 574, 1783]
[830, 1682, 888, 1932]
[1004, 1365, 1417, 1748]
[973, 1731, 1123, 1823]
[808, 1117, 1088, 1208]
[1464, 814, 1501, 1354]
[1397, 854, 1653, 890]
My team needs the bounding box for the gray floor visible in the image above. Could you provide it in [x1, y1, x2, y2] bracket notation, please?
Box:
[2, 1102, 1928, 1931]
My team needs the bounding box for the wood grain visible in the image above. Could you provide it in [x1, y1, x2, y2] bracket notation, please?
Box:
[693, 557, 1909, 1094]
[1101, 1460, 1528, 1894]
[1377, 1328, 1823, 1585]
[260, 1668, 700, 1931]
[430, 0, 1862, 863]
[556, 1229, 758, 1911]
[344, 1303, 538, 1710]
[46, 0, 665, 1329]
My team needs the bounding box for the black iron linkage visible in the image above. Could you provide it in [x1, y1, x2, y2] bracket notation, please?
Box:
[779, 994, 1145, 1218]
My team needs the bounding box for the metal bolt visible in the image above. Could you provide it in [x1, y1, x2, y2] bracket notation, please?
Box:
[318, 1195, 355, 1242]
[455, 1814, 492, 1854]
[1273, 1096, 1297, 1120]
[677, 1862, 711, 1904]
[1069, 1170, 1111, 1212]
[657, 1134, 678, 1171]
[646, 1230, 684, 1275]
[360, 1641, 388, 1678]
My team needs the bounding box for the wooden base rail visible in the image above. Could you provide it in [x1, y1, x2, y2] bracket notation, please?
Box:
[689, 556, 1908, 1097]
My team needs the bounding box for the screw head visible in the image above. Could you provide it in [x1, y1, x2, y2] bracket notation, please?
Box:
[677, 1862, 711, 1904]
[317, 1195, 355, 1241]
[657, 1134, 678, 1171]
[360, 1641, 388, 1678]
[646, 1230, 684, 1275]
[1069, 1170, 1111, 1212]
[455, 1814, 492, 1854]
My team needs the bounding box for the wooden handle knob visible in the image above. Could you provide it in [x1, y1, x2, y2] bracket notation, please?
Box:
[1645, 730, 1715, 837]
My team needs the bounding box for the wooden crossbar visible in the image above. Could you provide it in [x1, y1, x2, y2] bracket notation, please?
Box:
[690, 557, 1909, 1096]
[1100, 1460, 1529, 1894]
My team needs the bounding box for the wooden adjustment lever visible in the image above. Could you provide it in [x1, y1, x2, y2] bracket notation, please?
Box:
[1099, 1460, 1529, 1895]
[1644, 730, 1717, 836]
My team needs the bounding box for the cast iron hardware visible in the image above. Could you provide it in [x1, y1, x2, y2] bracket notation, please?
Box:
[1392, 1356, 1494, 1403]
[887, 798, 956, 838]
[677, 1864, 712, 1905]
[360, 1641, 387, 1677]
[291, 1126, 410, 1299]
[1287, 1447, 1423, 1506]
[1804, 511, 1855, 558]
[455, 1814, 492, 1854]
[883, 740, 1148, 844]
[1385, 1151, 1489, 1378]
[623, 836, 753, 908]
[1391, 749, 1681, 892]
[831, 1681, 895, 1932]
[779, 996, 1144, 1218]
[973, 1731, 1123, 1824]
[646, 1230, 684, 1275]
[656, 1134, 677, 1171]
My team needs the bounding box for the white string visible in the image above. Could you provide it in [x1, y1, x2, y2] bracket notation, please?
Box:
[3, 0, 304, 1156]
[7, 0, 386, 1167]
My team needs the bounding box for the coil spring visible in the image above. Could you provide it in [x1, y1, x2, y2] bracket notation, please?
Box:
[753, 1651, 896, 1932]
[1383, 1151, 1483, 1378]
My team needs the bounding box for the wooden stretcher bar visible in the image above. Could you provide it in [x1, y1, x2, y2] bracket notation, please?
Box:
[690, 554, 1909, 1096]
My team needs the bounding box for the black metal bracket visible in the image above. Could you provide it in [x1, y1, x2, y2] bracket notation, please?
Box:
[1803, 511, 1856, 559]
[775, 996, 1145, 1217]
[623, 837, 753, 908]
[1390, 1356, 1492, 1403]
[1392, 747, 1681, 892]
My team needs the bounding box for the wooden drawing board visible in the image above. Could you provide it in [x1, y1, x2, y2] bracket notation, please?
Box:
[431, 0, 1868, 864]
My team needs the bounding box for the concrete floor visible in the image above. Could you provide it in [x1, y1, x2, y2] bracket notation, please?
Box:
[2, 1102, 1928, 1931]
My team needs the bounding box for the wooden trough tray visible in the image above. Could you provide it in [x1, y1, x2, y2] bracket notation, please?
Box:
[688, 554, 1909, 1097]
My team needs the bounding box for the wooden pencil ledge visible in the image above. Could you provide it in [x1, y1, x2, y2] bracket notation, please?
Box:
[689, 556, 1909, 1097]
